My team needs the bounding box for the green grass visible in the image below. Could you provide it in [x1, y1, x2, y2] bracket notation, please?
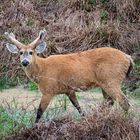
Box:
[100, 10, 108, 20]
[26, 19, 35, 27]
[27, 81, 38, 91]
[0, 87, 139, 139]
[0, 103, 81, 139]
[0, 77, 18, 91]
[0, 105, 34, 139]
[0, 66, 19, 91]
[0, 93, 81, 139]
[0, 78, 38, 92]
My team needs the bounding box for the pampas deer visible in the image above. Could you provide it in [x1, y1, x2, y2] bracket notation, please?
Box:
[5, 30, 133, 123]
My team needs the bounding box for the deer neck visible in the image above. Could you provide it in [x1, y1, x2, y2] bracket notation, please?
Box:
[23, 55, 45, 83]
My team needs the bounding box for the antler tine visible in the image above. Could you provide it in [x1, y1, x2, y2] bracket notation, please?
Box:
[5, 32, 23, 48]
[29, 29, 47, 48]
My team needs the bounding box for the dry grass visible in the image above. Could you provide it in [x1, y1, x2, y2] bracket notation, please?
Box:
[0, 0, 140, 80]
[0, 88, 139, 140]
[0, 87, 103, 112]
[0, 88, 41, 109]
[4, 107, 139, 140]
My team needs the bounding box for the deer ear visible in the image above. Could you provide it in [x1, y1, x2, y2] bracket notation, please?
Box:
[35, 41, 47, 54]
[5, 43, 19, 54]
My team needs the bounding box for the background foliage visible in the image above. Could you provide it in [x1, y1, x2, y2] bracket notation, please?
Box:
[0, 0, 140, 87]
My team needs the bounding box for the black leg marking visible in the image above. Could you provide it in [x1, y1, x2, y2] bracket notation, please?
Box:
[35, 104, 43, 123]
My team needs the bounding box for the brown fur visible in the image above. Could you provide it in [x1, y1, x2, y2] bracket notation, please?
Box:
[22, 47, 132, 122]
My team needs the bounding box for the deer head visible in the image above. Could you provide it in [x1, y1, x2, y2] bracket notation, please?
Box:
[5, 30, 47, 67]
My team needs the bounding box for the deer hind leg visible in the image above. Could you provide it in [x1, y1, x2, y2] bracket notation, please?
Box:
[102, 85, 130, 112]
[102, 89, 114, 106]
[35, 94, 53, 123]
[66, 92, 84, 116]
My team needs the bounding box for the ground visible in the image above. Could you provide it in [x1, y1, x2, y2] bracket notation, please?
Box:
[0, 87, 139, 139]
[0, 87, 139, 115]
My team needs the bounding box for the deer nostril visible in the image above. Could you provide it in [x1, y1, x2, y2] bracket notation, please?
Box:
[22, 60, 29, 67]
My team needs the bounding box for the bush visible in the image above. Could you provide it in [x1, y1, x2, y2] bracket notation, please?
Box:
[0, 0, 139, 83]
[4, 107, 139, 140]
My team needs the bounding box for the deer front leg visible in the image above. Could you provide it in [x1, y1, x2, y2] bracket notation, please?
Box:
[35, 94, 53, 123]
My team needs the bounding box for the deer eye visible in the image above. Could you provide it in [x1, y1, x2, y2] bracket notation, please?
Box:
[20, 51, 23, 55]
[29, 51, 33, 55]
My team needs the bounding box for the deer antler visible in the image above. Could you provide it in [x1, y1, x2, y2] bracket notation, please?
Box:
[29, 29, 47, 49]
[5, 32, 23, 48]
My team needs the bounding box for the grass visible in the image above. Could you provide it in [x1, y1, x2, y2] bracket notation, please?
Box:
[0, 91, 81, 139]
[27, 81, 38, 91]
[0, 74, 139, 139]
[0, 105, 34, 139]
[0, 77, 18, 91]
[0, 87, 139, 139]
[0, 104, 79, 139]
[0, 78, 38, 92]
[0, 87, 93, 139]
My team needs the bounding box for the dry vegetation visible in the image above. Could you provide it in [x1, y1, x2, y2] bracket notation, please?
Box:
[4, 107, 139, 140]
[0, 0, 140, 81]
[1, 88, 140, 140]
